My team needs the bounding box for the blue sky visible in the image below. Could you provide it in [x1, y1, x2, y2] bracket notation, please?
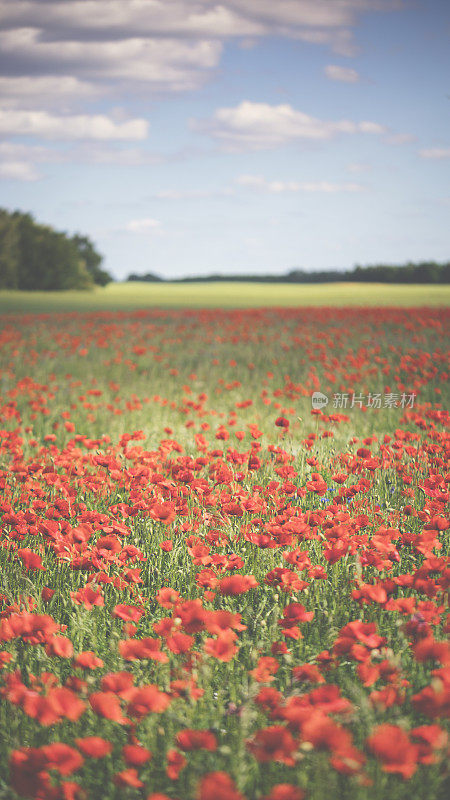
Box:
[0, 0, 449, 279]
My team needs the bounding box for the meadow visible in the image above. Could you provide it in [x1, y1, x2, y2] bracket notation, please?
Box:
[0, 303, 448, 800]
[1, 281, 450, 313]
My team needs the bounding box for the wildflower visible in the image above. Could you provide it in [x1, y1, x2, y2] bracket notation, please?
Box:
[367, 724, 419, 779]
[75, 737, 113, 758]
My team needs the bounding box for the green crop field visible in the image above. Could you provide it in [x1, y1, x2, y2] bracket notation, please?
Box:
[1, 281, 449, 313]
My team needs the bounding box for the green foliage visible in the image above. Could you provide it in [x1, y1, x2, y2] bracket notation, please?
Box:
[126, 262, 450, 285]
[0, 209, 20, 290]
[127, 272, 163, 282]
[351, 261, 449, 284]
[72, 234, 112, 286]
[0, 208, 111, 291]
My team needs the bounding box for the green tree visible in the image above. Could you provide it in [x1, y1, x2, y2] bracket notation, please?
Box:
[72, 234, 112, 286]
[0, 209, 20, 288]
[0, 208, 111, 290]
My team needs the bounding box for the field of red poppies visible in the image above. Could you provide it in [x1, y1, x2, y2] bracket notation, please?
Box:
[0, 306, 448, 800]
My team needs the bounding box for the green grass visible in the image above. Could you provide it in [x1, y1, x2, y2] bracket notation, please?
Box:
[1, 281, 449, 313]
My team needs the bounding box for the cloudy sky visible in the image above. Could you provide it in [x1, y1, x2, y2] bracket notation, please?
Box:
[0, 0, 449, 279]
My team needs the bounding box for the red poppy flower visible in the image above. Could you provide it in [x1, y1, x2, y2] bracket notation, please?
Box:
[175, 599, 208, 633]
[149, 502, 176, 524]
[204, 630, 239, 662]
[197, 771, 245, 800]
[147, 795, 173, 800]
[166, 748, 187, 779]
[127, 685, 171, 718]
[263, 786, 305, 800]
[155, 587, 181, 608]
[176, 728, 217, 751]
[17, 548, 46, 571]
[410, 725, 448, 764]
[42, 743, 84, 776]
[9, 747, 49, 797]
[247, 726, 297, 765]
[75, 737, 113, 758]
[250, 657, 279, 683]
[112, 604, 145, 623]
[119, 637, 168, 662]
[367, 724, 419, 779]
[292, 664, 325, 684]
[89, 692, 128, 724]
[45, 636, 74, 658]
[73, 651, 104, 669]
[218, 575, 258, 595]
[101, 671, 135, 697]
[114, 768, 143, 788]
[122, 743, 152, 765]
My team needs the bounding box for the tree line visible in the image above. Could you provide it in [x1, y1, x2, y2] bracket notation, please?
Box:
[128, 262, 450, 284]
[1, 207, 448, 290]
[0, 208, 112, 290]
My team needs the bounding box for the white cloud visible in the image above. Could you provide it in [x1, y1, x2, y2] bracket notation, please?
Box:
[384, 132, 414, 145]
[347, 161, 371, 173]
[324, 64, 360, 83]
[0, 2, 401, 171]
[0, 26, 223, 94]
[0, 141, 62, 162]
[357, 121, 385, 134]
[236, 174, 365, 192]
[298, 180, 364, 192]
[0, 141, 64, 181]
[155, 187, 234, 199]
[125, 218, 162, 233]
[0, 160, 40, 181]
[74, 145, 163, 165]
[0, 2, 400, 50]
[419, 147, 450, 160]
[0, 109, 148, 140]
[193, 101, 386, 151]
[0, 141, 165, 183]
[0, 76, 99, 110]
[0, 1, 402, 115]
[236, 175, 300, 192]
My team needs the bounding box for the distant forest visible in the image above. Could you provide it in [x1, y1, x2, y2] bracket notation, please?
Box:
[0, 208, 112, 290]
[0, 208, 448, 290]
[128, 261, 450, 284]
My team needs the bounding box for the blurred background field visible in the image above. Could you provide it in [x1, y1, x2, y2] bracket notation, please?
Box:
[1, 281, 450, 313]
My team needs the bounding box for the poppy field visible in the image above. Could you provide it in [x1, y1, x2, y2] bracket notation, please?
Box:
[0, 306, 448, 800]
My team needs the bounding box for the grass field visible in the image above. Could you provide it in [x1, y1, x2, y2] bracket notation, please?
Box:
[1, 281, 450, 313]
[0, 305, 448, 800]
